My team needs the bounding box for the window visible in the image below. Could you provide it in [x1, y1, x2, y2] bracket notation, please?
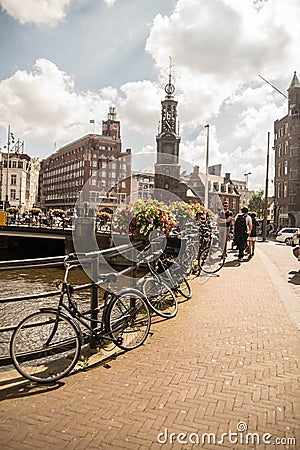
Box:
[278, 143, 282, 157]
[11, 174, 17, 185]
[290, 168, 298, 180]
[10, 189, 16, 200]
[278, 163, 282, 177]
[284, 141, 288, 154]
[290, 144, 299, 156]
[284, 182, 288, 197]
[284, 161, 288, 175]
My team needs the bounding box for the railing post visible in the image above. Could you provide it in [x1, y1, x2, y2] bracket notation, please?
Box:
[90, 254, 99, 350]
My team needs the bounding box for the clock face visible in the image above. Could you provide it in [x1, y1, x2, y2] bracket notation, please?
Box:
[165, 83, 175, 95]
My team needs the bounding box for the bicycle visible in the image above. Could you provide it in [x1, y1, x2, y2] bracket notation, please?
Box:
[10, 253, 151, 384]
[142, 246, 192, 303]
[139, 251, 178, 318]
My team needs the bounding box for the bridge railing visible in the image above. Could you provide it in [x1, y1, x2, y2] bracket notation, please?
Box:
[0, 241, 145, 364]
[1, 217, 112, 233]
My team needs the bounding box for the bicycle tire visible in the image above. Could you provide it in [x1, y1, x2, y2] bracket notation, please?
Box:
[105, 290, 151, 351]
[10, 310, 81, 384]
[176, 276, 192, 299]
[198, 245, 225, 274]
[142, 276, 178, 318]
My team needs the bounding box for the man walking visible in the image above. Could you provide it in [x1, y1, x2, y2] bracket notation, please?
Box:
[234, 207, 252, 262]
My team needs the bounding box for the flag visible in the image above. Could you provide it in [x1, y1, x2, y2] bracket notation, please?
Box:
[90, 119, 95, 124]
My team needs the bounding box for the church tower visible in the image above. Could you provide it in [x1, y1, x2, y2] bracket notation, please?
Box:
[154, 63, 186, 200]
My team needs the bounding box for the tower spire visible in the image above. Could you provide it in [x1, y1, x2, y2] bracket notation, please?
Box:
[165, 56, 175, 97]
[288, 71, 300, 89]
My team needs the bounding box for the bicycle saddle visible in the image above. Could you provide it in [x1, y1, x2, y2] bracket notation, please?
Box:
[98, 273, 118, 284]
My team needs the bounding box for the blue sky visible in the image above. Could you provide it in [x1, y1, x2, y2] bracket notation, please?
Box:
[0, 0, 299, 190]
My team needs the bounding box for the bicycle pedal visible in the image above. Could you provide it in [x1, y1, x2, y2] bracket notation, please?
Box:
[116, 337, 123, 346]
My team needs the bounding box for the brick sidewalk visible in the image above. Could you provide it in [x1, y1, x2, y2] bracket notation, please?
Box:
[0, 244, 299, 449]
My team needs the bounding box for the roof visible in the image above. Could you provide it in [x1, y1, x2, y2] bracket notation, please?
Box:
[288, 71, 300, 89]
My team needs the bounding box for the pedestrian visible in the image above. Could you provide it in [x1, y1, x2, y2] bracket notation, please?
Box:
[218, 200, 233, 257]
[234, 207, 252, 262]
[248, 212, 259, 257]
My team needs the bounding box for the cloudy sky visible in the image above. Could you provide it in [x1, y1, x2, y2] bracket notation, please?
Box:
[0, 0, 299, 190]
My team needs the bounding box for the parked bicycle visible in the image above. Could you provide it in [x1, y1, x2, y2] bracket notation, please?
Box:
[10, 253, 151, 384]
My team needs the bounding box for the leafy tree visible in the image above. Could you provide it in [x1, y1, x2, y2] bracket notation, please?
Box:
[248, 189, 265, 218]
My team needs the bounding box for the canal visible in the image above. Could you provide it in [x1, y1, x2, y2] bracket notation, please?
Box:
[0, 266, 94, 361]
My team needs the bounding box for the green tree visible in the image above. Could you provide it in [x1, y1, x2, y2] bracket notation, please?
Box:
[248, 189, 265, 218]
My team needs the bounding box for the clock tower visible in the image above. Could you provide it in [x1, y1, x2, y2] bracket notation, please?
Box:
[154, 67, 186, 200]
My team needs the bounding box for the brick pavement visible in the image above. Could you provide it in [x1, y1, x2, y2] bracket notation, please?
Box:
[0, 242, 299, 449]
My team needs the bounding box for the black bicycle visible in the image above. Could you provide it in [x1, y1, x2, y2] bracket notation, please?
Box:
[10, 253, 151, 384]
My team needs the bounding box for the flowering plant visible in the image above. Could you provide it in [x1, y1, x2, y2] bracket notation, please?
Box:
[28, 207, 42, 215]
[168, 201, 194, 223]
[189, 203, 206, 217]
[51, 209, 65, 217]
[7, 207, 19, 214]
[97, 211, 112, 222]
[113, 198, 177, 237]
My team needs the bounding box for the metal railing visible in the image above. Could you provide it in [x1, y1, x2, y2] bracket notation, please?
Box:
[0, 241, 144, 364]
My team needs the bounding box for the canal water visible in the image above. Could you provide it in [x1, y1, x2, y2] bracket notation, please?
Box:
[0, 266, 93, 360]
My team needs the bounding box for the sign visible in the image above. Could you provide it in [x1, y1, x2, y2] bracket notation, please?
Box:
[0, 211, 6, 226]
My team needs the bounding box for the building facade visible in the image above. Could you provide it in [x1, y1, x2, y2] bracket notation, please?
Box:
[0, 151, 40, 212]
[274, 72, 300, 227]
[186, 164, 241, 214]
[131, 171, 154, 200]
[39, 107, 131, 213]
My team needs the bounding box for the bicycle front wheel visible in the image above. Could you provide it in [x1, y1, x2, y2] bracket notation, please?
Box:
[199, 245, 225, 274]
[105, 291, 151, 351]
[10, 310, 81, 384]
[142, 276, 178, 318]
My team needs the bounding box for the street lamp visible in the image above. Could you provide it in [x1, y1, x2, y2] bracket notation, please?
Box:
[204, 124, 209, 208]
[244, 172, 251, 185]
[4, 125, 15, 211]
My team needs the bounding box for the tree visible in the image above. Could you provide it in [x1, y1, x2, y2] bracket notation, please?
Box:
[248, 190, 265, 218]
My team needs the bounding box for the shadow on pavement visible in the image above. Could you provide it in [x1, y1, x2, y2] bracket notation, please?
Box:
[0, 380, 64, 401]
[288, 271, 300, 285]
[224, 260, 241, 267]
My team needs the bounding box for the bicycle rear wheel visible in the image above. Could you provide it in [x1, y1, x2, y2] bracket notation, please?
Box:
[176, 276, 192, 299]
[10, 310, 81, 383]
[105, 290, 151, 351]
[142, 276, 178, 318]
[199, 245, 225, 274]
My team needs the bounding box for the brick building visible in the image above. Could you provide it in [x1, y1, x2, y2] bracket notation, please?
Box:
[274, 72, 300, 227]
[39, 107, 131, 213]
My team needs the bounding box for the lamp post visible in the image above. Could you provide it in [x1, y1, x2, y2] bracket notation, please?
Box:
[262, 132, 270, 242]
[4, 125, 15, 211]
[204, 124, 209, 208]
[244, 172, 251, 186]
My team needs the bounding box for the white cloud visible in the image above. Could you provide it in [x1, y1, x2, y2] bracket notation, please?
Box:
[145, 0, 300, 188]
[0, 0, 299, 191]
[119, 80, 161, 133]
[0, 0, 73, 26]
[0, 59, 117, 152]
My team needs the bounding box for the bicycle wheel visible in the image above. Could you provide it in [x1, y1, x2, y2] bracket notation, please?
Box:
[176, 276, 192, 299]
[10, 310, 81, 383]
[198, 245, 225, 274]
[105, 290, 151, 351]
[142, 276, 178, 318]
